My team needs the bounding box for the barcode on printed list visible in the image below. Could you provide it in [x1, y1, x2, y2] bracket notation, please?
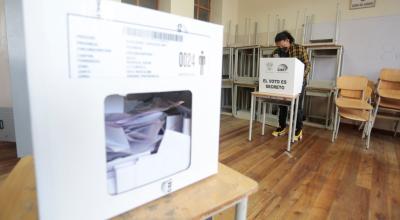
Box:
[125, 27, 183, 42]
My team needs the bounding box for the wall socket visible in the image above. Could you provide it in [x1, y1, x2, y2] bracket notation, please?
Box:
[0, 120, 4, 129]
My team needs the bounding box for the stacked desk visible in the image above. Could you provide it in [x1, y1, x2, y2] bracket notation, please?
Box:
[304, 80, 335, 129]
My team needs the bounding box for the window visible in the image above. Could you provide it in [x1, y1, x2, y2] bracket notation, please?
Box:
[194, 0, 211, 22]
[122, 0, 158, 10]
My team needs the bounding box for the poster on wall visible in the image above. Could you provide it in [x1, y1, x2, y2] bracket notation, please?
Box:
[350, 0, 376, 10]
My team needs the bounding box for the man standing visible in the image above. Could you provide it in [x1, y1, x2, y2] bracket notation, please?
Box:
[271, 31, 311, 141]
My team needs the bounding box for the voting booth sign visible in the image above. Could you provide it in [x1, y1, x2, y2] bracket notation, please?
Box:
[8, 0, 222, 219]
[259, 58, 304, 95]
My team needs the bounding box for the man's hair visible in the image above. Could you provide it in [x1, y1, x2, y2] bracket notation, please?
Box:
[275, 31, 295, 43]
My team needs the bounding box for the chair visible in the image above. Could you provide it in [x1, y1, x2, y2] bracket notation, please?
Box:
[371, 68, 400, 136]
[358, 80, 375, 132]
[366, 80, 375, 102]
[331, 76, 373, 148]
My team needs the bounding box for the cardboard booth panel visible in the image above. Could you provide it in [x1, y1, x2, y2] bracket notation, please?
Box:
[16, 0, 223, 219]
[259, 58, 304, 95]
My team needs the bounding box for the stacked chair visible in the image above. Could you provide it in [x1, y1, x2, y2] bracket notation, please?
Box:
[331, 76, 373, 148]
[332, 69, 400, 149]
[372, 68, 400, 136]
[357, 80, 375, 133]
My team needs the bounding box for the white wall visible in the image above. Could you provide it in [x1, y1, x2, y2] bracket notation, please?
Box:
[230, 0, 400, 132]
[217, 0, 399, 45]
[4, 0, 32, 156]
[236, 0, 400, 34]
[210, 0, 239, 46]
[158, 0, 171, 13]
[230, 0, 400, 81]
[0, 0, 16, 143]
[0, 0, 11, 108]
[210, 0, 222, 24]
[170, 0, 193, 18]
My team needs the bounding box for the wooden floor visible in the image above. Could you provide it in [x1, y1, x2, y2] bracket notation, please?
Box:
[0, 142, 19, 185]
[0, 115, 399, 219]
[217, 115, 400, 220]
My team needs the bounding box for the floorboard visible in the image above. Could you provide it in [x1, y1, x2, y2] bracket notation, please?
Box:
[216, 115, 400, 220]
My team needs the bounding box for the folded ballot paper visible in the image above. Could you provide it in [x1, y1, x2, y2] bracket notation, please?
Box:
[104, 94, 192, 194]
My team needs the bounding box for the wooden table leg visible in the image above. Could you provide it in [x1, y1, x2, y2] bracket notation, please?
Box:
[235, 197, 248, 220]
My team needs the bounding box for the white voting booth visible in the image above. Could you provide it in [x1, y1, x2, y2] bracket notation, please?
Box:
[259, 58, 304, 95]
[10, 0, 222, 219]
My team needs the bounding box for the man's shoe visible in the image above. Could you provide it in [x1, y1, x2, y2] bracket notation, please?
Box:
[272, 127, 288, 137]
[294, 129, 303, 141]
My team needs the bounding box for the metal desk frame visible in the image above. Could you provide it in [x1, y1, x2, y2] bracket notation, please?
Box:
[248, 92, 300, 152]
[233, 83, 258, 120]
[304, 84, 335, 129]
[303, 44, 343, 129]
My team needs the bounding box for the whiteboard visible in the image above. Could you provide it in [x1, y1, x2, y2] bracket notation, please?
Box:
[311, 15, 400, 81]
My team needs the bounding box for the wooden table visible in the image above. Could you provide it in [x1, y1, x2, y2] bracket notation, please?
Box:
[0, 156, 258, 220]
[248, 91, 300, 152]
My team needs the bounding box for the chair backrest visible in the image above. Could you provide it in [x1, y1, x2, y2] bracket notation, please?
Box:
[365, 80, 375, 101]
[367, 80, 375, 90]
[337, 75, 368, 100]
[378, 68, 400, 90]
[365, 86, 372, 101]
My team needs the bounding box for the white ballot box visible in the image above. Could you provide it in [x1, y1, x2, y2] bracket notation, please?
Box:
[259, 58, 304, 95]
[7, 0, 222, 219]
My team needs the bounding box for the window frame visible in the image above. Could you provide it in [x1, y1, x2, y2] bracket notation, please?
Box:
[194, 0, 211, 22]
[122, 0, 159, 10]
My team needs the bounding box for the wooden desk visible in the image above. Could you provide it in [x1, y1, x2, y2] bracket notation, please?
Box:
[249, 91, 300, 152]
[0, 157, 258, 220]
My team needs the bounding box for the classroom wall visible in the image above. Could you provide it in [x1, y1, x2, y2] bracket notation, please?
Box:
[221, 0, 239, 45]
[0, 0, 11, 108]
[228, 0, 400, 132]
[218, 0, 400, 45]
[169, 0, 194, 18]
[210, 0, 222, 24]
[235, 0, 400, 35]
[0, 0, 16, 143]
[4, 0, 32, 155]
[210, 0, 239, 45]
[158, 0, 171, 13]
